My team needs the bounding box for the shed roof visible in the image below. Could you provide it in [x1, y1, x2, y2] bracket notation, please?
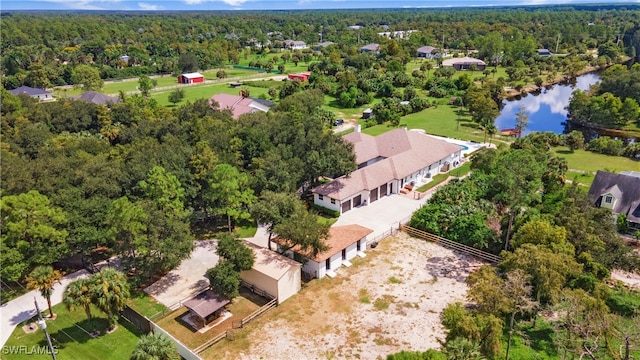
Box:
[183, 290, 230, 319]
[442, 57, 486, 67]
[360, 43, 379, 52]
[417, 46, 436, 54]
[242, 241, 301, 281]
[182, 72, 204, 79]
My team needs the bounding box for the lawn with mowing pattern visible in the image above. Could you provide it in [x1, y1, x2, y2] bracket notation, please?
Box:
[3, 303, 143, 360]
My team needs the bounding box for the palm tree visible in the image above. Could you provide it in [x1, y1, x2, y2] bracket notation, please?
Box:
[445, 337, 485, 360]
[91, 268, 130, 330]
[26, 266, 62, 318]
[63, 278, 94, 320]
[130, 332, 179, 360]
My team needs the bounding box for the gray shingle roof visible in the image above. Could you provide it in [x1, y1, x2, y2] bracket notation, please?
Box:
[8, 86, 51, 96]
[72, 91, 121, 105]
[588, 170, 640, 223]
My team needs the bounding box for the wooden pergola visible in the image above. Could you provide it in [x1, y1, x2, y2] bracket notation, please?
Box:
[183, 290, 230, 327]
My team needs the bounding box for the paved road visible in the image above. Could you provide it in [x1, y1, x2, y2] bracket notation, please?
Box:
[0, 270, 90, 347]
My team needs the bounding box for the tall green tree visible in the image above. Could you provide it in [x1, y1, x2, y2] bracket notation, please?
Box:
[207, 164, 255, 232]
[130, 332, 179, 360]
[206, 261, 241, 299]
[486, 149, 544, 250]
[138, 166, 188, 218]
[105, 196, 148, 271]
[514, 105, 528, 138]
[1, 190, 68, 282]
[91, 268, 130, 330]
[63, 278, 94, 320]
[251, 191, 306, 250]
[273, 206, 329, 257]
[216, 234, 254, 272]
[500, 244, 581, 304]
[71, 64, 103, 91]
[138, 75, 157, 97]
[27, 265, 62, 317]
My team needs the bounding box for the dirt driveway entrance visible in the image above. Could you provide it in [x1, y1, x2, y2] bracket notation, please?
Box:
[144, 240, 219, 308]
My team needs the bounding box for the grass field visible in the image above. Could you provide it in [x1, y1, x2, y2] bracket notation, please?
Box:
[551, 148, 640, 173]
[151, 81, 274, 107]
[362, 103, 512, 145]
[3, 304, 143, 360]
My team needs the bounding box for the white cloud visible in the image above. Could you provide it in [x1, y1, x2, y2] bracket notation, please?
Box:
[138, 2, 163, 10]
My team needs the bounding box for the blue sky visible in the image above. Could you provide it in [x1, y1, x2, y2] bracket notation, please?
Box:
[2, 0, 639, 11]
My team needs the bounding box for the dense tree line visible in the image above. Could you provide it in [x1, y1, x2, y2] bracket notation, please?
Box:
[1, 6, 637, 89]
[568, 64, 640, 130]
[1, 88, 355, 284]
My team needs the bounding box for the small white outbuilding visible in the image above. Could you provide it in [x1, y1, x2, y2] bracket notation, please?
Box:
[240, 241, 302, 304]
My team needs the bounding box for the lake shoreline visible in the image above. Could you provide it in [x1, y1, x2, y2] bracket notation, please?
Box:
[502, 63, 609, 100]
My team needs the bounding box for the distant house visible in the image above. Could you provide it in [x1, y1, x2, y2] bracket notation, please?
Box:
[377, 30, 418, 40]
[276, 225, 373, 279]
[312, 128, 463, 214]
[240, 242, 301, 304]
[417, 46, 437, 59]
[287, 72, 311, 81]
[348, 25, 362, 30]
[284, 40, 307, 50]
[177, 72, 205, 84]
[71, 91, 121, 105]
[537, 49, 553, 57]
[360, 43, 380, 54]
[209, 93, 273, 119]
[9, 86, 54, 102]
[588, 170, 640, 231]
[313, 41, 334, 51]
[442, 57, 486, 70]
[362, 108, 373, 119]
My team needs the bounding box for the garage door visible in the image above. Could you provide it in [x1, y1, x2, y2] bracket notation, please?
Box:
[341, 201, 351, 213]
[353, 195, 362, 207]
[380, 183, 388, 197]
[370, 189, 378, 203]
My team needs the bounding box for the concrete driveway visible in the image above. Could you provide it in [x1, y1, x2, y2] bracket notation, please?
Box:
[333, 192, 432, 240]
[144, 240, 219, 309]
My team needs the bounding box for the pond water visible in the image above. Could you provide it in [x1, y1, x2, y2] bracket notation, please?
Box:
[494, 73, 601, 135]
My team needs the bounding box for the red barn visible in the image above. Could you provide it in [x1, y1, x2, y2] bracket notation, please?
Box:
[287, 72, 311, 82]
[177, 72, 205, 84]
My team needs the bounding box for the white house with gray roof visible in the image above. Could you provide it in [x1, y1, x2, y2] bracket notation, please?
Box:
[312, 128, 463, 214]
[9, 86, 54, 102]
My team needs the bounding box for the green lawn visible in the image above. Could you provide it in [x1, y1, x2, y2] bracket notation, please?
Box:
[151, 82, 272, 107]
[361, 103, 511, 145]
[3, 303, 143, 360]
[551, 148, 640, 173]
[565, 170, 596, 187]
[127, 290, 170, 320]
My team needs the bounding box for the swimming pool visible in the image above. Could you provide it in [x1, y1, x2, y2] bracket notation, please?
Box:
[460, 145, 469, 150]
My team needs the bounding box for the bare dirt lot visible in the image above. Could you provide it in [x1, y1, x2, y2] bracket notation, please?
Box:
[202, 233, 485, 360]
